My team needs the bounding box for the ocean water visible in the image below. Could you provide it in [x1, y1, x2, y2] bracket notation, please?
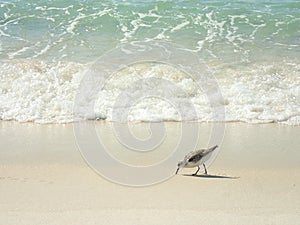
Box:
[0, 0, 299, 124]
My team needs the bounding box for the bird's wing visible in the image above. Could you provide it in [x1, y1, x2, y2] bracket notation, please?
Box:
[186, 149, 206, 163]
[185, 145, 218, 163]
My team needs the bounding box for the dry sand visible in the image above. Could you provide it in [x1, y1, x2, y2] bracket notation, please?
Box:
[0, 121, 299, 225]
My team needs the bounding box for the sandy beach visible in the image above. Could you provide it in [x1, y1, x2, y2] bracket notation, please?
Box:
[0, 121, 299, 225]
[1, 1, 300, 224]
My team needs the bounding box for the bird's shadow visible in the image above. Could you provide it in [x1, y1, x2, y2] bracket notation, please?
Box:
[182, 174, 239, 179]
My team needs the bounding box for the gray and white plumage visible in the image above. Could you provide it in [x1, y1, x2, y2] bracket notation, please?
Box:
[175, 145, 218, 175]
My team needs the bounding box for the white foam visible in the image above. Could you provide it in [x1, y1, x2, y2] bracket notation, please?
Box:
[0, 60, 85, 123]
[170, 21, 190, 32]
[0, 60, 299, 125]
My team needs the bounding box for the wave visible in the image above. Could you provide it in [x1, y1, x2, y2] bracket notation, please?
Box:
[1, 0, 299, 63]
[1, 59, 299, 125]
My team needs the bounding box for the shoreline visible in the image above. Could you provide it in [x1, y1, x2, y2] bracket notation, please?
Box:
[1, 119, 300, 126]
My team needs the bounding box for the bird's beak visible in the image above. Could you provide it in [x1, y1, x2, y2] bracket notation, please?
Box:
[175, 167, 179, 175]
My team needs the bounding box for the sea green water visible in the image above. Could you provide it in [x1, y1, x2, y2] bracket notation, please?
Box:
[1, 0, 299, 63]
[0, 1, 299, 124]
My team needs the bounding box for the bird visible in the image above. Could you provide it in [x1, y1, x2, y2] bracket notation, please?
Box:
[175, 145, 218, 176]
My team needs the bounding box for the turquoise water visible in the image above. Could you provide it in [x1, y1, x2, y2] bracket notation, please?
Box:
[0, 1, 299, 124]
[1, 0, 299, 62]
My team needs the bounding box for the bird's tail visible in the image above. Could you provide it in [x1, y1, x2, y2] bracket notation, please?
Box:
[204, 145, 218, 155]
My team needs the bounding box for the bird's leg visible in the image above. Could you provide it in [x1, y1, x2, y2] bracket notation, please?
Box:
[203, 164, 208, 175]
[193, 166, 200, 176]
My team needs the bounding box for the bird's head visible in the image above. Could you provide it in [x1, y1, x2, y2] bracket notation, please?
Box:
[175, 160, 185, 174]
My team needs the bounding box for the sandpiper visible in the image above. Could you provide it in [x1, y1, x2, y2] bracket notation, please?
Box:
[175, 145, 218, 175]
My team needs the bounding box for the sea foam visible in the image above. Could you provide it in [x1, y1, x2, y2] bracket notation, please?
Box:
[0, 59, 299, 125]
